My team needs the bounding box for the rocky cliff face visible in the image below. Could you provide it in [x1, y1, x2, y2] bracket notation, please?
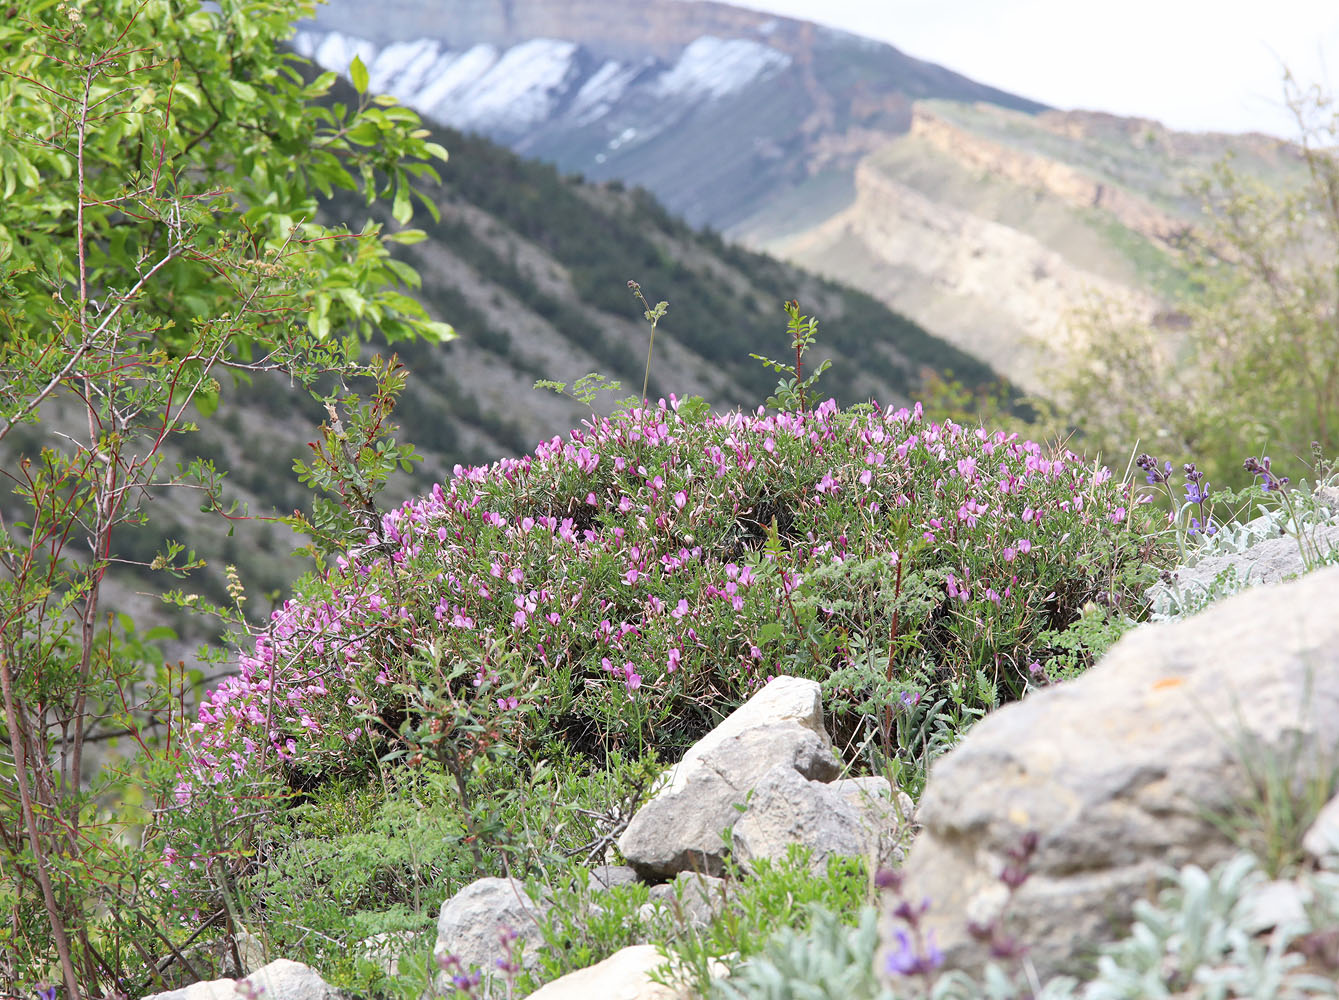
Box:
[293, 0, 1043, 229]
[292, 0, 1303, 393]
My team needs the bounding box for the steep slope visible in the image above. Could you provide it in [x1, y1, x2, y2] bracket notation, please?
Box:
[291, 0, 1304, 392]
[292, 0, 1044, 230]
[17, 118, 993, 665]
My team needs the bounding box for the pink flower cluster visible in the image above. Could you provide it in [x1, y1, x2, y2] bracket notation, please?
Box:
[177, 395, 1134, 805]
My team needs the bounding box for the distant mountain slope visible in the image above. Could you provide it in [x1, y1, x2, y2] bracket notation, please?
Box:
[292, 0, 1304, 392]
[39, 110, 994, 663]
[293, 0, 1045, 230]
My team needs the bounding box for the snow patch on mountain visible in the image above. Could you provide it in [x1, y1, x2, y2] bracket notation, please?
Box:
[293, 27, 789, 137]
[569, 58, 648, 127]
[651, 36, 790, 102]
[413, 45, 500, 116]
[440, 39, 580, 130]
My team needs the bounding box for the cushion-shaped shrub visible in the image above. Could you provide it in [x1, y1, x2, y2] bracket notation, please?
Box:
[178, 397, 1154, 808]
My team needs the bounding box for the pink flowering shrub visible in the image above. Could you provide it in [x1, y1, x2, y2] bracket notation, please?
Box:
[177, 395, 1158, 807]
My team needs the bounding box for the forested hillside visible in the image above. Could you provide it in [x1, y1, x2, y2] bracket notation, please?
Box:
[2, 105, 1004, 662]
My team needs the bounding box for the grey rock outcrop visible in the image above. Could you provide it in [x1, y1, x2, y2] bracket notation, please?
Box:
[141, 959, 341, 1000]
[618, 675, 841, 879]
[434, 876, 552, 990]
[900, 563, 1339, 979]
[733, 766, 914, 875]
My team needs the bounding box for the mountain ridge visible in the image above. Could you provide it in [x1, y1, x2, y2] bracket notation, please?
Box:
[293, 0, 1304, 392]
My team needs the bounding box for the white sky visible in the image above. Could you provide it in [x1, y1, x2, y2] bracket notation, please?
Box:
[722, 0, 1339, 137]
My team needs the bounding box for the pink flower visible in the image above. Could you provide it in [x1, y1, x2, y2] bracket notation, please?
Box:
[667, 648, 681, 672]
[674, 490, 687, 510]
[1018, 539, 1032, 554]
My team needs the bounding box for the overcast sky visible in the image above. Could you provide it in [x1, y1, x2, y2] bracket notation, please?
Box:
[722, 0, 1339, 137]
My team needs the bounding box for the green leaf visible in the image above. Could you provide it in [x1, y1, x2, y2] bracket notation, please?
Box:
[302, 70, 338, 97]
[392, 181, 412, 225]
[227, 78, 258, 103]
[386, 229, 427, 245]
[350, 54, 369, 95]
[195, 386, 220, 418]
[334, 287, 367, 317]
[345, 119, 380, 146]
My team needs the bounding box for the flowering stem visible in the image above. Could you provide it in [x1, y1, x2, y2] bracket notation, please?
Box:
[880, 556, 905, 761]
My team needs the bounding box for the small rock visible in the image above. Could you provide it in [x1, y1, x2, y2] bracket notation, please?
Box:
[588, 864, 641, 892]
[356, 930, 423, 978]
[141, 959, 341, 1000]
[1238, 878, 1312, 934]
[618, 676, 840, 879]
[434, 876, 552, 992]
[638, 872, 730, 931]
[526, 944, 725, 1000]
[1303, 793, 1339, 863]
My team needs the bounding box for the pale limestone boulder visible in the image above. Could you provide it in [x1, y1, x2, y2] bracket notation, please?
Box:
[151, 928, 267, 989]
[141, 959, 340, 1000]
[1303, 793, 1339, 864]
[732, 765, 911, 875]
[618, 675, 840, 878]
[526, 944, 724, 1000]
[900, 564, 1339, 980]
[434, 876, 552, 991]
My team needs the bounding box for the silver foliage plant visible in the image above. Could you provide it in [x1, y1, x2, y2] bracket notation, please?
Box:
[1147, 480, 1339, 622]
[712, 852, 1339, 999]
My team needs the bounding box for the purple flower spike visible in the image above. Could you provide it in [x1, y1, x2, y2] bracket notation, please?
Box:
[874, 867, 904, 891]
[884, 929, 945, 977]
[885, 929, 919, 975]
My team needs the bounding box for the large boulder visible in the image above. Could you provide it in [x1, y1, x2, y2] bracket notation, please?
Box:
[434, 877, 552, 991]
[618, 675, 841, 878]
[140, 959, 340, 1000]
[732, 766, 913, 875]
[900, 564, 1339, 979]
